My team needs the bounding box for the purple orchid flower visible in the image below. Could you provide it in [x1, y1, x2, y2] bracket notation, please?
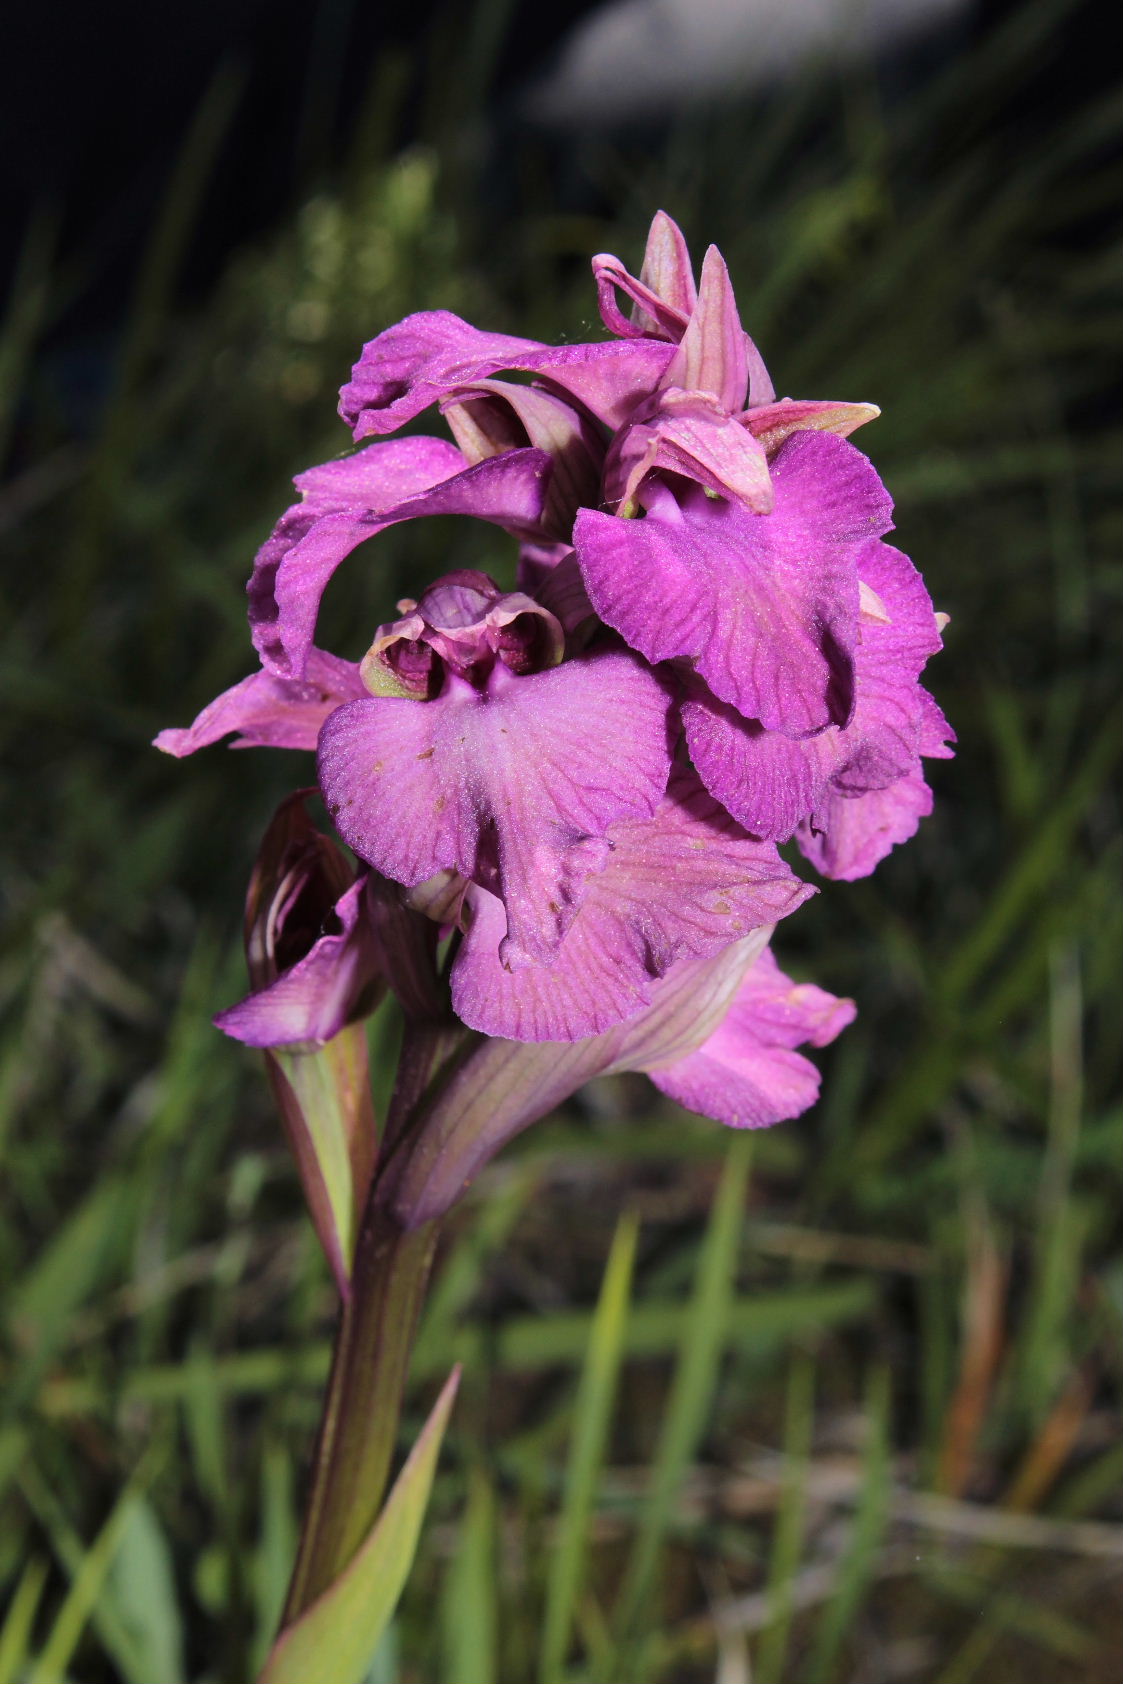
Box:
[155, 211, 954, 1650]
[158, 206, 950, 1126]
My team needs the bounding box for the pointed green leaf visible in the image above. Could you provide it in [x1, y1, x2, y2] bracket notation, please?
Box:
[101, 1496, 185, 1684]
[440, 1465, 498, 1684]
[259, 1367, 460, 1684]
[539, 1208, 639, 1684]
[0, 1557, 48, 1684]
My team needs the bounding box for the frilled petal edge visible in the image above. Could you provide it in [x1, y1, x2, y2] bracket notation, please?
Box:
[576, 429, 892, 736]
[450, 768, 814, 1041]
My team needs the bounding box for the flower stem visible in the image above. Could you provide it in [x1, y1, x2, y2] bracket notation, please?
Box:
[282, 1194, 441, 1619]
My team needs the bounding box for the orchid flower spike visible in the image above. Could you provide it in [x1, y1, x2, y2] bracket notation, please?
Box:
[158, 207, 952, 1169]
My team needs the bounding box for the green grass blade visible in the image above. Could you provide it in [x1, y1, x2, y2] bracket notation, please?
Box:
[441, 1464, 499, 1684]
[99, 1495, 186, 1684]
[612, 1134, 753, 1661]
[0, 1557, 48, 1684]
[805, 1365, 892, 1684]
[755, 1352, 816, 1684]
[539, 1207, 640, 1684]
[27, 1472, 153, 1684]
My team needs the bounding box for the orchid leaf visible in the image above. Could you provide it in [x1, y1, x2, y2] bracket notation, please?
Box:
[258, 1366, 460, 1684]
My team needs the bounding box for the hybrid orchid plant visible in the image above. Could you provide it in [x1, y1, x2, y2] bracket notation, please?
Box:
[159, 211, 951, 1678]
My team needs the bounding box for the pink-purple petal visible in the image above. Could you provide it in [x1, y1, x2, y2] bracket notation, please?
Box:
[796, 770, 934, 881]
[214, 878, 382, 1048]
[577, 429, 892, 735]
[663, 246, 749, 412]
[154, 649, 366, 758]
[745, 398, 880, 452]
[451, 769, 814, 1041]
[318, 651, 674, 967]
[339, 311, 550, 437]
[249, 447, 552, 677]
[684, 540, 945, 837]
[649, 948, 856, 1128]
[340, 308, 675, 439]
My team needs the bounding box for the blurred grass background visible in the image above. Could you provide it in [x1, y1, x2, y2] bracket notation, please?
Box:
[1, 0, 1121, 1678]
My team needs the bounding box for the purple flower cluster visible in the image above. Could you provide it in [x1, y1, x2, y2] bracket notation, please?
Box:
[159, 212, 952, 1137]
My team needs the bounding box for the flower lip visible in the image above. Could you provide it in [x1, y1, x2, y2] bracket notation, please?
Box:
[359, 569, 565, 697]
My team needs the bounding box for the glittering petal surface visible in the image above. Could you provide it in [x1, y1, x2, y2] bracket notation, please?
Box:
[318, 652, 674, 967]
[340, 309, 675, 438]
[154, 649, 366, 757]
[214, 879, 382, 1048]
[451, 768, 814, 1040]
[649, 947, 856, 1128]
[684, 541, 945, 837]
[577, 429, 893, 735]
[249, 446, 552, 676]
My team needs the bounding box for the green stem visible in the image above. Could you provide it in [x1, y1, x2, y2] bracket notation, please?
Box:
[282, 1195, 440, 1619]
[280, 1020, 465, 1622]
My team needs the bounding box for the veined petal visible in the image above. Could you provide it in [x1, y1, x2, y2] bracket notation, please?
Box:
[529, 339, 677, 430]
[339, 312, 550, 436]
[292, 433, 465, 510]
[797, 770, 934, 882]
[451, 768, 813, 1041]
[441, 378, 603, 535]
[215, 878, 383, 1048]
[154, 649, 365, 757]
[318, 651, 674, 967]
[637, 210, 698, 327]
[340, 308, 675, 439]
[649, 947, 856, 1128]
[684, 542, 945, 836]
[607, 391, 773, 514]
[577, 429, 892, 736]
[381, 933, 771, 1230]
[663, 246, 749, 412]
[745, 398, 880, 452]
[249, 447, 552, 677]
